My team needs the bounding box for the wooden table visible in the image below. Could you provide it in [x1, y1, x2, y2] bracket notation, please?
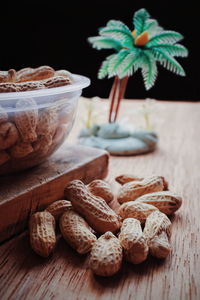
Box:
[0, 100, 200, 300]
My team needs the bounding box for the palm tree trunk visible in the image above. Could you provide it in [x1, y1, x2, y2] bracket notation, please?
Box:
[108, 76, 129, 123]
[108, 76, 119, 123]
[113, 76, 129, 122]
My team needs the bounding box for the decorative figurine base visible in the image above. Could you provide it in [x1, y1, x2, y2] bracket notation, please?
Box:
[78, 122, 158, 155]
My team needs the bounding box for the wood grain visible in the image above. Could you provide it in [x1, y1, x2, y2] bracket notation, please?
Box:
[0, 100, 200, 300]
[0, 143, 109, 243]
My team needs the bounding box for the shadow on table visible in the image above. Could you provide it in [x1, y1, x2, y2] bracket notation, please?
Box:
[90, 255, 168, 289]
[1, 228, 172, 291]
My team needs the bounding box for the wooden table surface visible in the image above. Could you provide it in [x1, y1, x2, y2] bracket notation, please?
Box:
[0, 99, 200, 300]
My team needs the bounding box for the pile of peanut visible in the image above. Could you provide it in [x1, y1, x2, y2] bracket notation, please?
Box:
[29, 175, 182, 277]
[0, 66, 74, 174]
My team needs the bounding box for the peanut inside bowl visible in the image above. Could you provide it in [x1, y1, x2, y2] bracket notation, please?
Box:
[0, 68, 90, 175]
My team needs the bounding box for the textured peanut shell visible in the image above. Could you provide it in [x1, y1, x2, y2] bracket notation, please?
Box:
[0, 122, 19, 150]
[64, 180, 121, 233]
[116, 174, 168, 190]
[143, 210, 172, 240]
[33, 134, 53, 155]
[149, 231, 171, 259]
[0, 69, 17, 83]
[43, 76, 71, 88]
[16, 66, 55, 82]
[89, 232, 123, 276]
[117, 176, 165, 204]
[45, 200, 72, 219]
[9, 142, 33, 158]
[118, 218, 149, 264]
[118, 202, 158, 224]
[0, 150, 10, 166]
[143, 211, 172, 259]
[135, 191, 182, 215]
[55, 70, 74, 82]
[0, 81, 45, 93]
[36, 107, 58, 138]
[115, 174, 143, 185]
[14, 98, 38, 142]
[59, 210, 97, 254]
[29, 212, 56, 257]
[87, 180, 114, 204]
[0, 71, 8, 82]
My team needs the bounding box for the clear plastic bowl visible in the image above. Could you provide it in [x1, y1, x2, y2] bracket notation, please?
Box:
[0, 74, 90, 175]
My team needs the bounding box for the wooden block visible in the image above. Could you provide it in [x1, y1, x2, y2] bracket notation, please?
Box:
[0, 143, 109, 242]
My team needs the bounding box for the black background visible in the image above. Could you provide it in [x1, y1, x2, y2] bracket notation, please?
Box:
[0, 0, 199, 100]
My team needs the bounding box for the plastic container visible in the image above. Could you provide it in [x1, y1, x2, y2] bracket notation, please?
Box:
[0, 74, 90, 175]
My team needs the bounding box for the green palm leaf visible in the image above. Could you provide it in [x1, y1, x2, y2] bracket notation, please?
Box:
[150, 44, 188, 57]
[147, 31, 184, 46]
[151, 48, 186, 76]
[117, 50, 139, 78]
[99, 27, 134, 48]
[107, 49, 130, 77]
[139, 51, 158, 90]
[88, 36, 123, 51]
[98, 54, 115, 79]
[144, 19, 163, 37]
[106, 20, 133, 37]
[133, 8, 150, 35]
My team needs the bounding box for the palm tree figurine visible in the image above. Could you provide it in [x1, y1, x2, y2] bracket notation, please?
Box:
[79, 8, 188, 155]
[88, 8, 188, 123]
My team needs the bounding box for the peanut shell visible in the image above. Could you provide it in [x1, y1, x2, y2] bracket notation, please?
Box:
[59, 210, 97, 254]
[118, 218, 149, 264]
[45, 200, 72, 219]
[14, 98, 38, 142]
[87, 179, 114, 204]
[16, 66, 55, 82]
[9, 142, 33, 158]
[0, 122, 19, 150]
[89, 231, 123, 276]
[29, 212, 56, 257]
[115, 174, 143, 185]
[64, 180, 121, 233]
[117, 176, 165, 204]
[143, 210, 172, 259]
[43, 76, 71, 88]
[135, 191, 182, 215]
[118, 202, 158, 224]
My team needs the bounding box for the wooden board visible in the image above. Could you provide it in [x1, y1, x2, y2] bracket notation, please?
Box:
[0, 100, 200, 300]
[0, 143, 109, 242]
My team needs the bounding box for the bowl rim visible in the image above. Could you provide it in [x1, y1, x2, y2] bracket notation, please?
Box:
[0, 74, 90, 100]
